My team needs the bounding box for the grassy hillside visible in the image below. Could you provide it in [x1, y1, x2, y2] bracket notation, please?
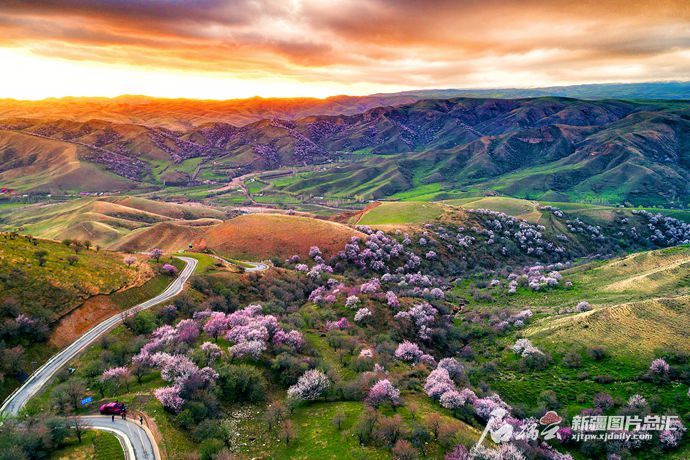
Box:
[0, 235, 138, 320]
[199, 214, 365, 260]
[353, 202, 447, 226]
[0, 235, 148, 399]
[3, 97, 690, 206]
[0, 197, 226, 248]
[455, 245, 690, 432]
[0, 130, 135, 193]
[529, 297, 690, 359]
[516, 246, 690, 359]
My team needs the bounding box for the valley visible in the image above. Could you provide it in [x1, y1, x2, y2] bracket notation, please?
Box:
[2, 87, 690, 460]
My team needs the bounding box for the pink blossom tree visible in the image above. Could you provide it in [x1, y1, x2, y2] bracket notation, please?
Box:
[650, 358, 670, 376]
[287, 369, 331, 401]
[309, 246, 322, 259]
[100, 366, 131, 392]
[203, 312, 229, 342]
[659, 418, 686, 449]
[154, 385, 184, 413]
[229, 340, 266, 361]
[365, 379, 402, 409]
[360, 278, 381, 294]
[345, 295, 360, 309]
[438, 358, 464, 382]
[395, 341, 423, 363]
[445, 445, 469, 460]
[424, 368, 454, 399]
[160, 355, 197, 385]
[200, 341, 223, 363]
[325, 317, 350, 331]
[176, 319, 199, 344]
[440, 389, 466, 411]
[149, 248, 163, 262]
[354, 308, 373, 324]
[385, 291, 400, 309]
[161, 264, 178, 275]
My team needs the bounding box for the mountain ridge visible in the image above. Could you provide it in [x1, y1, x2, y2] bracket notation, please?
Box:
[0, 95, 689, 207]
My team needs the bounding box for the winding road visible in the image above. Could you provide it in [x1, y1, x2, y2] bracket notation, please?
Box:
[240, 260, 270, 272]
[79, 416, 160, 460]
[204, 253, 270, 272]
[0, 256, 198, 459]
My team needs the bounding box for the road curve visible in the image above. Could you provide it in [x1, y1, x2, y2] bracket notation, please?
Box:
[203, 253, 269, 273]
[243, 260, 270, 272]
[78, 416, 160, 460]
[0, 256, 198, 417]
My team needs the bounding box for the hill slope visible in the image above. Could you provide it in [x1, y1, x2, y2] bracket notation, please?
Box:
[0, 197, 226, 247]
[1, 97, 689, 206]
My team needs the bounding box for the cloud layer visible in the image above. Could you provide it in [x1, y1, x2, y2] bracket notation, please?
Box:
[1, 0, 689, 97]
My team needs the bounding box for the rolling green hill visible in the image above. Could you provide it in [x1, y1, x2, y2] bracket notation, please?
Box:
[2, 97, 690, 207]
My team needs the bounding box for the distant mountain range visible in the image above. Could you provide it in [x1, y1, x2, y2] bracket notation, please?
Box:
[0, 81, 688, 129]
[374, 81, 690, 101]
[1, 83, 689, 207]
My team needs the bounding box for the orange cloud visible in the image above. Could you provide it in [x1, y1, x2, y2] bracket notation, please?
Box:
[0, 0, 688, 98]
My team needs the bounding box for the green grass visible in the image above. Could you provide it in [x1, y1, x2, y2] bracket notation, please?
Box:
[0, 237, 139, 400]
[110, 256, 185, 308]
[50, 429, 125, 460]
[176, 157, 204, 175]
[245, 179, 267, 195]
[356, 202, 446, 225]
[388, 183, 448, 202]
[145, 398, 198, 459]
[267, 401, 390, 460]
[242, 395, 481, 459]
[443, 196, 544, 221]
[0, 237, 134, 317]
[225, 258, 254, 268]
[181, 252, 220, 273]
[455, 245, 690, 447]
[92, 430, 126, 460]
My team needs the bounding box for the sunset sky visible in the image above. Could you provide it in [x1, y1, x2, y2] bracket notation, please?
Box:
[1, 0, 689, 100]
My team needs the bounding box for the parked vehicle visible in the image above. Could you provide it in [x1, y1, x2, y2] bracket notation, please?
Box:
[99, 402, 126, 415]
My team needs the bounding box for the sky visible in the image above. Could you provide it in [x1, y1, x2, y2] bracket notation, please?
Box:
[1, 0, 689, 100]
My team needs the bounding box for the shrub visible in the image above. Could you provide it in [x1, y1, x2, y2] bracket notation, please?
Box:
[392, 439, 418, 460]
[375, 414, 405, 448]
[216, 364, 267, 403]
[562, 351, 582, 368]
[354, 407, 379, 445]
[199, 438, 224, 460]
[131, 311, 157, 335]
[650, 358, 670, 375]
[587, 347, 607, 361]
[593, 393, 614, 410]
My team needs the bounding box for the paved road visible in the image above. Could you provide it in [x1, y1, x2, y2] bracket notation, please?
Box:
[78, 416, 160, 460]
[0, 256, 198, 417]
[243, 260, 270, 272]
[204, 253, 269, 272]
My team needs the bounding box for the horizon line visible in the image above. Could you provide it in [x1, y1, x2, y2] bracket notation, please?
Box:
[1, 79, 688, 104]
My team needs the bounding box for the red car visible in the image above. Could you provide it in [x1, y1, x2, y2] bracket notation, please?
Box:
[99, 402, 126, 415]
